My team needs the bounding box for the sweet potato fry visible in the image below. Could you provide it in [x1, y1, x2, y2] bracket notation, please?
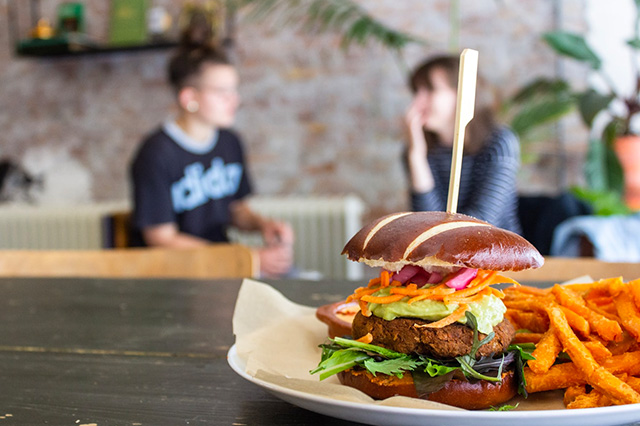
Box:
[628, 278, 640, 311]
[585, 299, 621, 322]
[512, 332, 543, 344]
[566, 390, 612, 409]
[564, 278, 620, 295]
[613, 283, 640, 342]
[547, 306, 598, 376]
[583, 339, 612, 362]
[625, 376, 640, 393]
[548, 305, 640, 405]
[552, 285, 622, 341]
[503, 285, 551, 297]
[588, 367, 640, 405]
[528, 326, 562, 374]
[607, 331, 639, 355]
[559, 305, 590, 337]
[564, 384, 587, 406]
[503, 299, 546, 313]
[525, 363, 585, 393]
[507, 309, 549, 333]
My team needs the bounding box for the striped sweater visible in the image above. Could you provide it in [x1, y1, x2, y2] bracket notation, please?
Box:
[409, 126, 522, 234]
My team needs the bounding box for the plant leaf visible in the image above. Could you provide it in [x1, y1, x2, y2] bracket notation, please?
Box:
[601, 120, 625, 195]
[507, 343, 536, 361]
[510, 97, 574, 136]
[511, 78, 571, 104]
[422, 358, 460, 377]
[543, 31, 602, 69]
[332, 336, 405, 358]
[310, 349, 370, 380]
[571, 187, 631, 216]
[576, 89, 615, 127]
[229, 0, 426, 51]
[412, 369, 458, 398]
[489, 403, 520, 411]
[363, 356, 420, 377]
[628, 38, 640, 49]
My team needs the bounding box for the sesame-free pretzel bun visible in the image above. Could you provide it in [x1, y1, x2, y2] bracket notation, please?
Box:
[342, 211, 543, 272]
[338, 368, 517, 410]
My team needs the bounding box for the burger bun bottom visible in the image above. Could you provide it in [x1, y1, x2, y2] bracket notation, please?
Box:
[338, 368, 517, 410]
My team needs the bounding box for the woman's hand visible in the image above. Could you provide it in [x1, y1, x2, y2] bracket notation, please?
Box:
[405, 97, 428, 156]
[405, 97, 435, 193]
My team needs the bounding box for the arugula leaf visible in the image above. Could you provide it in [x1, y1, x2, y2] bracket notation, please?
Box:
[489, 403, 520, 411]
[333, 336, 405, 358]
[457, 355, 503, 382]
[454, 312, 504, 382]
[422, 358, 460, 377]
[363, 356, 420, 378]
[474, 352, 515, 372]
[310, 349, 370, 380]
[507, 343, 536, 397]
[508, 343, 536, 361]
[413, 369, 458, 398]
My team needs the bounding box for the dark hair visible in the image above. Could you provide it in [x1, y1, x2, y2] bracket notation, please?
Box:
[167, 11, 230, 92]
[409, 55, 495, 155]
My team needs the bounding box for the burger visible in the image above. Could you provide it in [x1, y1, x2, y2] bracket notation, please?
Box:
[311, 211, 543, 409]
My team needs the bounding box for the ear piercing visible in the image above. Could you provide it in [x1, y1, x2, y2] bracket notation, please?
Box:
[186, 100, 199, 113]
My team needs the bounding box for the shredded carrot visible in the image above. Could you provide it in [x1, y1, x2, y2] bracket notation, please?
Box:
[491, 288, 506, 299]
[444, 287, 493, 305]
[355, 333, 373, 343]
[414, 304, 469, 328]
[361, 294, 405, 304]
[346, 269, 518, 314]
[367, 277, 381, 287]
[445, 271, 497, 300]
[380, 270, 391, 288]
[358, 299, 371, 317]
[407, 295, 428, 304]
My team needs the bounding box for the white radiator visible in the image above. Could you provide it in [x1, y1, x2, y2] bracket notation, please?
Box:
[0, 196, 367, 280]
[0, 202, 128, 250]
[229, 195, 366, 280]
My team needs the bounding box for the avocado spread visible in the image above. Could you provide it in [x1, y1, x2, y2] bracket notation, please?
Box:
[368, 288, 506, 335]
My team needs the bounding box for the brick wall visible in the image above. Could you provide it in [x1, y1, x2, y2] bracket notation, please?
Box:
[0, 0, 588, 220]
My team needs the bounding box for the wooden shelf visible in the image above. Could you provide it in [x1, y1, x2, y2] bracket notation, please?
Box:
[15, 39, 178, 58]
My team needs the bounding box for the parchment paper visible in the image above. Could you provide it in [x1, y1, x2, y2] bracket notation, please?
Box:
[232, 278, 567, 411]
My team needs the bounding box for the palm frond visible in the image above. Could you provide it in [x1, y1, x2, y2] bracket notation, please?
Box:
[226, 0, 426, 51]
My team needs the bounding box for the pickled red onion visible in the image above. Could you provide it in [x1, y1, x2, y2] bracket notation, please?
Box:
[444, 268, 477, 290]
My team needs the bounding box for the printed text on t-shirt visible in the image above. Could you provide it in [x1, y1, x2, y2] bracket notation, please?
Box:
[171, 158, 243, 213]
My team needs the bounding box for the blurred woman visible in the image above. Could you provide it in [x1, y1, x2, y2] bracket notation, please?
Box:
[405, 54, 521, 233]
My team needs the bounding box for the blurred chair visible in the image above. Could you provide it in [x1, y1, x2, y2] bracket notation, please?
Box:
[518, 192, 592, 256]
[505, 257, 640, 283]
[109, 210, 132, 249]
[0, 244, 257, 279]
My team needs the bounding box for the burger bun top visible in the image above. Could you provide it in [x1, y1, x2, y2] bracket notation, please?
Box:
[342, 211, 543, 272]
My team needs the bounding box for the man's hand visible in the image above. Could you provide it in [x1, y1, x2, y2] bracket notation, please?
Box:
[258, 244, 293, 278]
[261, 220, 294, 247]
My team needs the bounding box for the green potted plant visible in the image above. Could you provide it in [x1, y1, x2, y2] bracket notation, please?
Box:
[507, 2, 640, 215]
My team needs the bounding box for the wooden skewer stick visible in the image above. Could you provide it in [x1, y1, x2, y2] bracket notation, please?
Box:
[446, 48, 479, 214]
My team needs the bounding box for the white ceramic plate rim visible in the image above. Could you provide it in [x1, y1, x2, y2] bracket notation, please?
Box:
[227, 345, 640, 426]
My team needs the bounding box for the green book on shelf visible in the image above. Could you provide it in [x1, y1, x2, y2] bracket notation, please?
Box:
[109, 0, 148, 46]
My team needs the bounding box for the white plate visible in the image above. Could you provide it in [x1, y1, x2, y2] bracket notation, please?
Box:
[228, 345, 640, 426]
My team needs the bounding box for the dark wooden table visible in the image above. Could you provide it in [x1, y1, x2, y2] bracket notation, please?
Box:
[0, 277, 369, 425]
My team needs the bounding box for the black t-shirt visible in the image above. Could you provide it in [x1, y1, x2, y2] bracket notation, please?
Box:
[130, 126, 252, 245]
